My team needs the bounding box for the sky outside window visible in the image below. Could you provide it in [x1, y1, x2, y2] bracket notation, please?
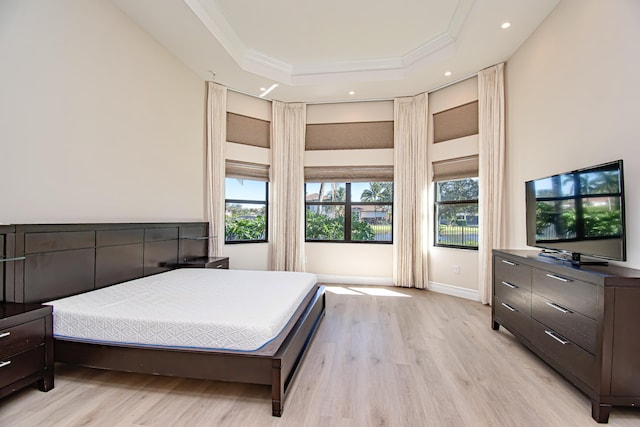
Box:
[226, 178, 266, 200]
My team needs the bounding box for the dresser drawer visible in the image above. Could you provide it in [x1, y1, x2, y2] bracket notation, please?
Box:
[495, 257, 532, 290]
[495, 278, 531, 314]
[0, 318, 45, 359]
[0, 345, 46, 389]
[532, 293, 596, 354]
[532, 269, 597, 319]
[531, 319, 596, 390]
[494, 296, 531, 337]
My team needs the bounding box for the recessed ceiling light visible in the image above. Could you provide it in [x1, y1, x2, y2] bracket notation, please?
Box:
[444, 71, 452, 77]
[349, 90, 355, 95]
[260, 87, 266, 91]
[501, 22, 511, 29]
[259, 83, 278, 98]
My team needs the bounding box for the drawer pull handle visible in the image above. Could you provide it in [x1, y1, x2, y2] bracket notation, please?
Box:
[501, 302, 517, 312]
[0, 256, 26, 263]
[546, 302, 571, 314]
[501, 260, 517, 266]
[501, 281, 518, 289]
[0, 360, 11, 368]
[545, 273, 571, 283]
[216, 264, 223, 269]
[545, 330, 570, 345]
[0, 331, 10, 339]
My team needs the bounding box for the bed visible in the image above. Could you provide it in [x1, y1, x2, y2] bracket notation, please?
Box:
[6, 222, 326, 417]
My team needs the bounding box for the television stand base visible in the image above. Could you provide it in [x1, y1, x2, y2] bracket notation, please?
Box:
[537, 251, 609, 266]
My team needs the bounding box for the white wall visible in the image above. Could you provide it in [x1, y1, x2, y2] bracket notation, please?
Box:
[427, 77, 479, 297]
[505, 0, 640, 268]
[0, 0, 205, 223]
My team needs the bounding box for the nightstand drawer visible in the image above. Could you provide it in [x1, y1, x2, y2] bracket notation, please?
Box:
[207, 258, 229, 269]
[0, 345, 46, 389]
[165, 257, 229, 269]
[0, 318, 45, 359]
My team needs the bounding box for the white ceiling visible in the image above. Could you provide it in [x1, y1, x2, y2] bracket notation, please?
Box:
[111, 0, 559, 103]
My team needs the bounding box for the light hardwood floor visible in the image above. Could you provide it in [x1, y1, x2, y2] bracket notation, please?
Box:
[1, 286, 639, 426]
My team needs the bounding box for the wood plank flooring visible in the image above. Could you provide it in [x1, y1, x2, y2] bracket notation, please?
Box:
[2, 286, 639, 426]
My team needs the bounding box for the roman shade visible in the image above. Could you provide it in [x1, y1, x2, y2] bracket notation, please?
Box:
[433, 100, 479, 143]
[226, 112, 270, 148]
[304, 165, 393, 182]
[432, 155, 479, 182]
[225, 160, 270, 181]
[305, 121, 394, 150]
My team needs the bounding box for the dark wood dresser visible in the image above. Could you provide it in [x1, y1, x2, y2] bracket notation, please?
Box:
[492, 249, 640, 423]
[0, 303, 54, 399]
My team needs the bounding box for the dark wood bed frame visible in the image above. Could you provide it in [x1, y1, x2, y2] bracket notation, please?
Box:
[1, 222, 325, 416]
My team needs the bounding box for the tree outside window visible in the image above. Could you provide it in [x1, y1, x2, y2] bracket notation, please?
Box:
[225, 178, 268, 243]
[435, 178, 479, 249]
[305, 182, 393, 243]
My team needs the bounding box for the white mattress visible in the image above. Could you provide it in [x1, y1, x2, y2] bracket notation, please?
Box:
[46, 268, 318, 352]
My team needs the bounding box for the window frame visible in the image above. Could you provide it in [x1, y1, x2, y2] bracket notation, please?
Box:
[304, 182, 393, 244]
[434, 178, 479, 250]
[224, 179, 269, 244]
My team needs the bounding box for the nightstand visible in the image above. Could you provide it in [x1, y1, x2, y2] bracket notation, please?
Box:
[0, 303, 54, 399]
[168, 256, 229, 269]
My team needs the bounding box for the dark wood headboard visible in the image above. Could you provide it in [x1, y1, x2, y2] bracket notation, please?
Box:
[1, 222, 208, 304]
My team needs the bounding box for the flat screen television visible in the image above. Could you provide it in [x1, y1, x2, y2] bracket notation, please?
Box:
[525, 160, 626, 265]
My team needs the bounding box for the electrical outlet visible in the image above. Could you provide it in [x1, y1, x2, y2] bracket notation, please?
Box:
[453, 265, 460, 274]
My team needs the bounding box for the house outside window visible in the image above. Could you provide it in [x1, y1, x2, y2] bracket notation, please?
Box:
[305, 181, 393, 243]
[225, 177, 268, 243]
[434, 177, 479, 249]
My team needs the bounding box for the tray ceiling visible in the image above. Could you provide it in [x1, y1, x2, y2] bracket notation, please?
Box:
[112, 0, 559, 102]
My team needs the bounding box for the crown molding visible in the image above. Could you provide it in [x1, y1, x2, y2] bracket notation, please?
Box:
[185, 0, 475, 85]
[183, 0, 247, 66]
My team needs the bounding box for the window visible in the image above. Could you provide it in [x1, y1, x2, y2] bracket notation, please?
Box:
[305, 182, 393, 243]
[435, 178, 479, 249]
[225, 178, 268, 243]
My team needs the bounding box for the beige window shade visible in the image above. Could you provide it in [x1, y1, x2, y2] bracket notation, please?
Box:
[433, 100, 478, 143]
[226, 112, 270, 148]
[305, 121, 393, 150]
[304, 165, 393, 182]
[432, 155, 479, 182]
[225, 160, 270, 181]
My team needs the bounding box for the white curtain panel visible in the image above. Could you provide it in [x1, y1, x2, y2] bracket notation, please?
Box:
[205, 82, 227, 257]
[270, 101, 306, 272]
[478, 63, 506, 305]
[393, 93, 429, 289]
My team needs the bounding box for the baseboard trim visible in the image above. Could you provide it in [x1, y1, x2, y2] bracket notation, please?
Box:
[316, 274, 393, 286]
[315, 275, 479, 301]
[427, 281, 479, 301]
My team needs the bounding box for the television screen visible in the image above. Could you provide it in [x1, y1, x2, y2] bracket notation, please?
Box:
[525, 160, 626, 262]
